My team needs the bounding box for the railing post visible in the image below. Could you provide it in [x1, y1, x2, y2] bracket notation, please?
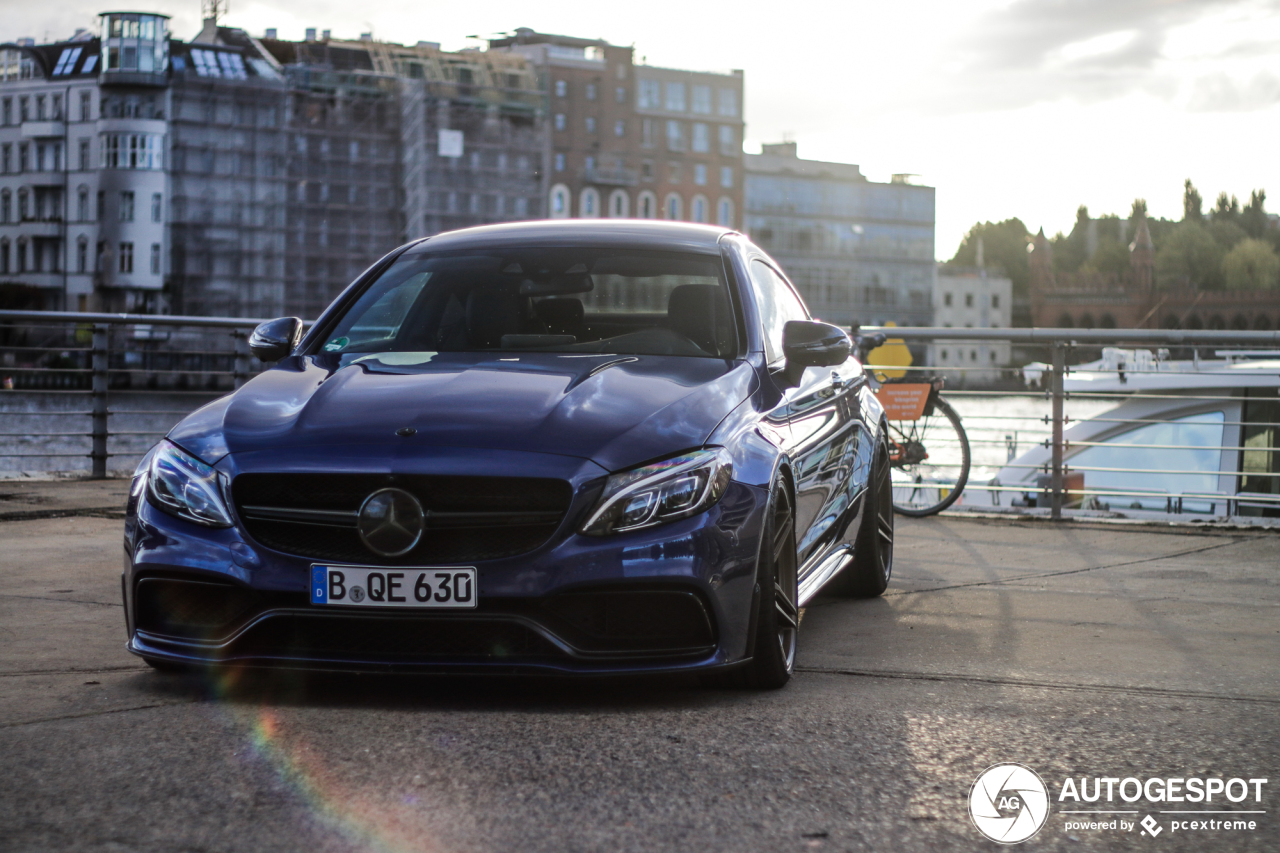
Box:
[90, 323, 109, 479]
[232, 330, 250, 390]
[1049, 342, 1066, 520]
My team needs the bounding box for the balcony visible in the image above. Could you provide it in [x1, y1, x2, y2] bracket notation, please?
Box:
[21, 121, 67, 139]
[581, 166, 639, 187]
[17, 217, 64, 237]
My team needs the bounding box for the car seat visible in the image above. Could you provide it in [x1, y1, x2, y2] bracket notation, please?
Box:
[668, 284, 734, 357]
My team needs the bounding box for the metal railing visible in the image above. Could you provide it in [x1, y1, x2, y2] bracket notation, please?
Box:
[860, 326, 1280, 522]
[3, 311, 1280, 526]
[0, 310, 275, 478]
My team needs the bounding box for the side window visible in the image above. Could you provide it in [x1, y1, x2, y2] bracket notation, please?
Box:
[748, 259, 809, 365]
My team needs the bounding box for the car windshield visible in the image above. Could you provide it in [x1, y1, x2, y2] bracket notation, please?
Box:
[317, 248, 736, 358]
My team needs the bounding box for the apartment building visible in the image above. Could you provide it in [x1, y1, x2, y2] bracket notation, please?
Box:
[743, 142, 936, 327]
[490, 28, 744, 227]
[931, 264, 1012, 382]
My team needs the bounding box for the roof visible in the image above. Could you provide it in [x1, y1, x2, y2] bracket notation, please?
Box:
[1, 39, 102, 78]
[744, 152, 866, 183]
[411, 220, 737, 254]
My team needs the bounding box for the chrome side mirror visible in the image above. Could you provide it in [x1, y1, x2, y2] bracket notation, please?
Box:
[249, 317, 303, 362]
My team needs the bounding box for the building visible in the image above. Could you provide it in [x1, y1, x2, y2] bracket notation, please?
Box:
[930, 264, 1012, 383]
[1030, 219, 1280, 330]
[490, 28, 744, 227]
[743, 142, 935, 327]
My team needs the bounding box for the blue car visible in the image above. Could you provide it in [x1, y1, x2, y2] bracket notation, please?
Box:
[123, 221, 893, 688]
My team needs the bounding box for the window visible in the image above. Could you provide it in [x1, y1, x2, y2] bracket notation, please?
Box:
[992, 294, 1000, 308]
[717, 197, 733, 227]
[608, 190, 628, 218]
[150, 243, 161, 274]
[554, 152, 565, 172]
[79, 91, 91, 121]
[0, 190, 8, 223]
[691, 123, 709, 153]
[665, 82, 686, 111]
[549, 183, 570, 219]
[554, 113, 566, 131]
[666, 120, 684, 151]
[96, 191, 104, 221]
[1, 98, 9, 125]
[52, 94, 62, 120]
[16, 238, 25, 272]
[965, 293, 974, 307]
[943, 292, 953, 307]
[637, 191, 656, 219]
[17, 189, 28, 220]
[692, 194, 708, 223]
[691, 85, 712, 114]
[78, 139, 90, 170]
[151, 193, 162, 222]
[585, 83, 597, 100]
[717, 88, 738, 117]
[1241, 392, 1280, 499]
[77, 188, 88, 221]
[579, 187, 600, 218]
[190, 49, 247, 79]
[19, 97, 29, 121]
[720, 165, 733, 188]
[19, 143, 28, 172]
[53, 47, 84, 76]
[694, 164, 707, 185]
[100, 134, 163, 169]
[1062, 412, 1226, 513]
[555, 80, 567, 97]
[0, 240, 7, 274]
[119, 242, 134, 273]
[585, 116, 596, 133]
[664, 192, 682, 220]
[77, 237, 87, 273]
[119, 191, 134, 222]
[615, 86, 626, 103]
[614, 119, 625, 137]
[36, 95, 45, 120]
[637, 79, 660, 109]
[719, 125, 736, 155]
[641, 119, 654, 147]
[668, 162, 682, 183]
[749, 260, 809, 364]
[0, 144, 7, 173]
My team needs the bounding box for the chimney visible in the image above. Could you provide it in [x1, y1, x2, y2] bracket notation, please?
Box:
[265, 28, 277, 39]
[305, 27, 316, 41]
[761, 141, 798, 158]
[360, 32, 373, 41]
[322, 29, 331, 40]
[976, 236, 985, 270]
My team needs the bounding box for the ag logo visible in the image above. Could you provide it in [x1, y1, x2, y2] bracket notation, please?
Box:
[969, 763, 1050, 844]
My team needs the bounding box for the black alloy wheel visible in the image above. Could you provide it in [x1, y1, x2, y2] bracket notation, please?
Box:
[728, 476, 799, 689]
[832, 426, 895, 597]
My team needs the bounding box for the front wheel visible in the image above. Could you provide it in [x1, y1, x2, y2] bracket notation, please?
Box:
[726, 477, 799, 690]
[888, 395, 970, 517]
[830, 427, 894, 597]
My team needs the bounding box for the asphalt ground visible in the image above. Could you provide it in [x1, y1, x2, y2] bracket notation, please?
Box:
[1, 481, 1278, 852]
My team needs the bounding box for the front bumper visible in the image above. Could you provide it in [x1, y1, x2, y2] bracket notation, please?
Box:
[124, 453, 766, 675]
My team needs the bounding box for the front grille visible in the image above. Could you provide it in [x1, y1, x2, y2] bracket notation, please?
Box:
[232, 473, 573, 565]
[543, 589, 716, 654]
[230, 614, 562, 662]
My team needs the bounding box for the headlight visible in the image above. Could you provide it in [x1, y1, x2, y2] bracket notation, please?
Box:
[146, 440, 234, 528]
[580, 448, 733, 536]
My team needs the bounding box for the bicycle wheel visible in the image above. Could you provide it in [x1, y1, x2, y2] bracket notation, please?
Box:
[887, 395, 970, 516]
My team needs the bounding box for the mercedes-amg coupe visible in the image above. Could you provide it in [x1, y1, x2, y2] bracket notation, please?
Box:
[123, 220, 893, 688]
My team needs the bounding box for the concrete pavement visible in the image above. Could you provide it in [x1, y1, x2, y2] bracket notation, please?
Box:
[1, 485, 1277, 852]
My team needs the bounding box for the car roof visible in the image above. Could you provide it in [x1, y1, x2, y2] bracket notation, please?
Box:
[408, 219, 740, 254]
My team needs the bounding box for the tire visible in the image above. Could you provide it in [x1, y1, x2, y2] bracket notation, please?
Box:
[889, 395, 970, 517]
[831, 427, 895, 597]
[143, 656, 189, 673]
[723, 476, 799, 690]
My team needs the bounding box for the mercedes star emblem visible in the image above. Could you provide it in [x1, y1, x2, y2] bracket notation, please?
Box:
[357, 488, 425, 557]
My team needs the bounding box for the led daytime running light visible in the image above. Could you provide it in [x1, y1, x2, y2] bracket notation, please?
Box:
[581, 448, 733, 536]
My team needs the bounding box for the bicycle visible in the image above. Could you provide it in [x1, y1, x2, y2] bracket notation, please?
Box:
[853, 330, 971, 517]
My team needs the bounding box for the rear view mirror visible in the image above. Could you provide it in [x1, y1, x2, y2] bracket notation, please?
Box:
[781, 320, 851, 386]
[249, 317, 303, 362]
[518, 274, 594, 296]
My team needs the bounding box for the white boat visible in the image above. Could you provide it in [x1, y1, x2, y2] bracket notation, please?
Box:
[984, 348, 1280, 519]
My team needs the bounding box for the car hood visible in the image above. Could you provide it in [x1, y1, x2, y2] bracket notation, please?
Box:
[170, 351, 756, 473]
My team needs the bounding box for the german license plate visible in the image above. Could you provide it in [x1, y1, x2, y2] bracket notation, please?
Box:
[310, 565, 477, 609]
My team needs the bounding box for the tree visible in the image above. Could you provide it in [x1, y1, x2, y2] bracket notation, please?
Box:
[1242, 189, 1269, 238]
[1222, 238, 1280, 290]
[1183, 179, 1203, 222]
[949, 218, 1031, 294]
[1207, 219, 1248, 251]
[1130, 198, 1148, 220]
[1156, 222, 1225, 289]
[1212, 192, 1240, 221]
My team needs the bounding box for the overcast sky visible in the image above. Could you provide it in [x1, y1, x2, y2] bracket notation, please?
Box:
[10, 0, 1280, 258]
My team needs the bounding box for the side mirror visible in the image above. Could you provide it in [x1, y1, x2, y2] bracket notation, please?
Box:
[782, 320, 851, 386]
[249, 317, 303, 362]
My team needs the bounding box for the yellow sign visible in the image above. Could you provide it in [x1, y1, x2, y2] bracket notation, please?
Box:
[866, 321, 912, 379]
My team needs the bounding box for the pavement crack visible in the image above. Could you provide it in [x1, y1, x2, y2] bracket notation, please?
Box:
[0, 700, 201, 729]
[0, 593, 123, 608]
[797, 665, 1280, 705]
[0, 665, 149, 678]
[884, 539, 1238, 597]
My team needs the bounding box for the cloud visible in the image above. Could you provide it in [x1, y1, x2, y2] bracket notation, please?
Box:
[1186, 70, 1280, 109]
